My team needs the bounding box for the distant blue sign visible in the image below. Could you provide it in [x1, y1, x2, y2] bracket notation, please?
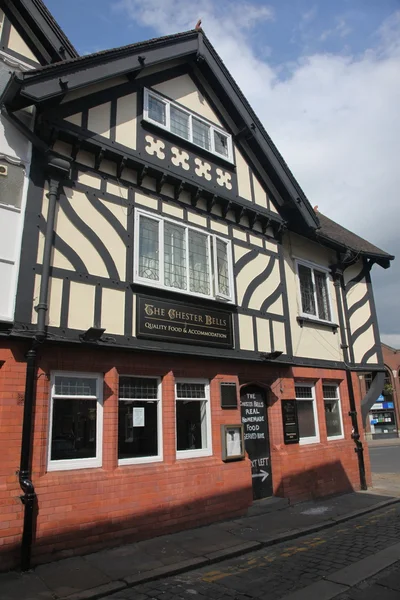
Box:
[370, 419, 378, 425]
[383, 402, 394, 409]
[378, 395, 385, 402]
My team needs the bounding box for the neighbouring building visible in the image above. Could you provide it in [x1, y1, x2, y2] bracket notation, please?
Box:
[0, 0, 394, 572]
[360, 343, 400, 440]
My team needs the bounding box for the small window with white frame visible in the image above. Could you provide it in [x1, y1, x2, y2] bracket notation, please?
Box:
[296, 260, 333, 322]
[48, 372, 103, 471]
[118, 376, 162, 464]
[134, 208, 234, 302]
[143, 88, 233, 163]
[323, 383, 344, 440]
[176, 379, 212, 459]
[295, 383, 320, 445]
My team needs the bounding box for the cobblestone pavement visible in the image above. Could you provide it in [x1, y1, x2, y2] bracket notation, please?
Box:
[103, 504, 400, 600]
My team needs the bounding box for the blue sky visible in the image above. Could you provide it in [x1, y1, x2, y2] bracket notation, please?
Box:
[44, 0, 400, 344]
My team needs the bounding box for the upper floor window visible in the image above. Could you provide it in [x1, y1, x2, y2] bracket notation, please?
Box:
[144, 88, 234, 163]
[296, 260, 332, 322]
[134, 209, 234, 302]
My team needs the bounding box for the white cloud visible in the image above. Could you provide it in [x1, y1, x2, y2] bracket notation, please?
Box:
[381, 334, 400, 350]
[116, 0, 399, 336]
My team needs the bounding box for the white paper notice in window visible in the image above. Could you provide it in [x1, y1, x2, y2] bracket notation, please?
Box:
[133, 407, 145, 427]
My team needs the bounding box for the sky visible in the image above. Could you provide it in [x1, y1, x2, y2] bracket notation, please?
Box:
[45, 0, 400, 347]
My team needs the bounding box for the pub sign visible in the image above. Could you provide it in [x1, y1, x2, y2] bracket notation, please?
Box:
[137, 296, 233, 348]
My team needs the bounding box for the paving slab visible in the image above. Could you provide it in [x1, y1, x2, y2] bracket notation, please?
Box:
[0, 571, 53, 600]
[277, 579, 348, 600]
[376, 571, 400, 592]
[84, 544, 165, 580]
[326, 542, 400, 587]
[347, 583, 400, 599]
[35, 555, 111, 597]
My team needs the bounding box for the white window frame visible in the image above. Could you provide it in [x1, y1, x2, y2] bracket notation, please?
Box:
[295, 258, 336, 324]
[118, 375, 163, 465]
[47, 371, 103, 472]
[175, 378, 212, 459]
[323, 383, 344, 441]
[295, 382, 320, 445]
[134, 208, 235, 303]
[143, 88, 234, 163]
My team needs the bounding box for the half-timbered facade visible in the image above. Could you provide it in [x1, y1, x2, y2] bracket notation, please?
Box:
[0, 0, 394, 571]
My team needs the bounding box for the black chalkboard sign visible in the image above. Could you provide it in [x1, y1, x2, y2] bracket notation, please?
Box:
[240, 386, 273, 499]
[282, 399, 299, 444]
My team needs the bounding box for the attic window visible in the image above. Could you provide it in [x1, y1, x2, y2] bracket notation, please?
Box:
[144, 88, 233, 163]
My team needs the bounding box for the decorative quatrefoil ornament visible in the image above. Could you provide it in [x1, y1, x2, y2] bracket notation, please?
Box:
[194, 158, 212, 181]
[171, 147, 190, 170]
[145, 135, 165, 160]
[216, 168, 232, 190]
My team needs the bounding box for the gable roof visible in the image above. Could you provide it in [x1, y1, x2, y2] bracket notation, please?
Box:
[0, 0, 78, 64]
[0, 17, 394, 266]
[316, 212, 394, 263]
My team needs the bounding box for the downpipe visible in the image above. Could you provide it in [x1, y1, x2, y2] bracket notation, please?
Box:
[18, 176, 62, 571]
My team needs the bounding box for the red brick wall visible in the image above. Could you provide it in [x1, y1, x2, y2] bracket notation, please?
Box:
[0, 341, 370, 569]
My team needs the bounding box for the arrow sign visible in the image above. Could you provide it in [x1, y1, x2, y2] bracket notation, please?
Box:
[252, 470, 269, 482]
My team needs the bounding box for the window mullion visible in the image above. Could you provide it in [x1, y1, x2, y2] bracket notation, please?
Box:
[185, 226, 190, 292]
[212, 236, 219, 296]
[189, 114, 193, 144]
[311, 267, 318, 318]
[207, 234, 213, 297]
[210, 127, 215, 154]
[165, 101, 171, 131]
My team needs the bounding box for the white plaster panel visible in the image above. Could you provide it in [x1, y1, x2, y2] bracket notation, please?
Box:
[210, 220, 229, 236]
[162, 202, 184, 219]
[288, 231, 335, 267]
[256, 318, 271, 353]
[99, 159, 117, 176]
[77, 171, 102, 189]
[135, 192, 157, 210]
[101, 288, 125, 335]
[349, 296, 372, 335]
[238, 314, 254, 351]
[343, 261, 362, 287]
[132, 293, 136, 337]
[187, 211, 207, 228]
[249, 234, 263, 248]
[0, 206, 19, 261]
[68, 282, 95, 331]
[252, 174, 267, 208]
[36, 231, 44, 265]
[106, 181, 128, 199]
[248, 260, 281, 312]
[115, 93, 137, 149]
[269, 202, 279, 214]
[347, 279, 368, 311]
[122, 168, 137, 183]
[353, 324, 376, 364]
[99, 198, 127, 227]
[367, 352, 378, 364]
[153, 74, 222, 125]
[265, 239, 278, 253]
[0, 109, 31, 162]
[0, 261, 15, 320]
[64, 113, 82, 127]
[232, 228, 247, 242]
[8, 25, 39, 62]
[272, 321, 286, 354]
[234, 146, 252, 201]
[55, 194, 108, 278]
[67, 189, 125, 280]
[234, 245, 250, 263]
[162, 183, 175, 199]
[31, 274, 41, 324]
[52, 141, 72, 158]
[48, 278, 63, 327]
[236, 253, 266, 305]
[88, 102, 111, 138]
[142, 176, 157, 191]
[267, 294, 284, 316]
[76, 150, 95, 168]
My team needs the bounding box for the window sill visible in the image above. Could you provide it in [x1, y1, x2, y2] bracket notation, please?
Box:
[47, 459, 102, 472]
[327, 435, 345, 442]
[176, 449, 213, 460]
[118, 456, 163, 466]
[299, 438, 320, 446]
[297, 316, 339, 332]
[141, 120, 236, 170]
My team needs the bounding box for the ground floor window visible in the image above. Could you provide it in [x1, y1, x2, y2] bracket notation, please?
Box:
[176, 379, 212, 458]
[48, 372, 103, 471]
[323, 383, 344, 440]
[118, 376, 162, 464]
[295, 383, 320, 445]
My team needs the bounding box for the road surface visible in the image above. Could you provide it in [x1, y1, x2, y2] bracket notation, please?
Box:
[369, 445, 400, 474]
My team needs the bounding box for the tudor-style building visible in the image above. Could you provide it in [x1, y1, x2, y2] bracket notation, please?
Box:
[0, 0, 394, 572]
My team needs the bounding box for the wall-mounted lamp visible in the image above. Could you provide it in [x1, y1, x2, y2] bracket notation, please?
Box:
[79, 327, 106, 343]
[260, 350, 283, 360]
